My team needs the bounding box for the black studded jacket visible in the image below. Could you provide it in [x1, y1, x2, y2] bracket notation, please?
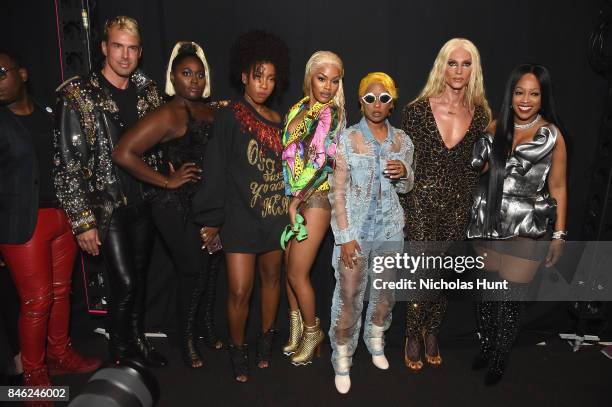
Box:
[53, 70, 162, 237]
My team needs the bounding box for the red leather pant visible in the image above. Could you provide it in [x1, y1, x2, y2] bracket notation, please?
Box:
[0, 209, 77, 372]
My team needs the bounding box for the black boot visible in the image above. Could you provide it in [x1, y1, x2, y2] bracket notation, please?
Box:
[256, 328, 278, 368]
[132, 277, 167, 368]
[472, 301, 498, 370]
[484, 281, 528, 386]
[133, 333, 168, 368]
[197, 252, 223, 349]
[228, 343, 249, 382]
[108, 331, 136, 363]
[182, 277, 206, 368]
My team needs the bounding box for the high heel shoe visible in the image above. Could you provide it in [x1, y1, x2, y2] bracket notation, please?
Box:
[403, 336, 423, 371]
[423, 331, 442, 366]
[256, 328, 278, 368]
[282, 310, 303, 356]
[182, 284, 204, 368]
[183, 332, 204, 368]
[198, 253, 223, 350]
[227, 343, 249, 383]
[290, 317, 324, 366]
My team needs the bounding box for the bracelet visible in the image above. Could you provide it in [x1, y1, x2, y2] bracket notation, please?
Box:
[552, 230, 567, 240]
[163, 178, 169, 189]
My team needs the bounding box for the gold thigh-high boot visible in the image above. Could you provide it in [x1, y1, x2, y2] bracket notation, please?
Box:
[290, 317, 324, 366]
[282, 309, 303, 356]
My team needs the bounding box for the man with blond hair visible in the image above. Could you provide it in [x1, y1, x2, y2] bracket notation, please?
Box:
[54, 16, 167, 366]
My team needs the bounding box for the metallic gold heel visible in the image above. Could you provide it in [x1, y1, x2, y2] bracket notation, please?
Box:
[423, 332, 442, 366]
[290, 317, 324, 366]
[404, 336, 423, 371]
[282, 310, 303, 356]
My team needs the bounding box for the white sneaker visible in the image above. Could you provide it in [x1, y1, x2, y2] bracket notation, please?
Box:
[335, 374, 351, 394]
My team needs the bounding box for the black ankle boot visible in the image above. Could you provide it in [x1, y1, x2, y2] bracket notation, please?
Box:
[108, 332, 137, 363]
[197, 253, 223, 349]
[132, 304, 167, 367]
[133, 334, 168, 368]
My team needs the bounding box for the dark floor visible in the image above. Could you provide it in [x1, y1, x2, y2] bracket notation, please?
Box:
[34, 327, 611, 407]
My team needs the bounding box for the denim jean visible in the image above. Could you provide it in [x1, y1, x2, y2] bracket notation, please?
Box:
[329, 204, 403, 375]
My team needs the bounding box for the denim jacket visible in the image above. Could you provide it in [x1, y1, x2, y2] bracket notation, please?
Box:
[330, 118, 414, 244]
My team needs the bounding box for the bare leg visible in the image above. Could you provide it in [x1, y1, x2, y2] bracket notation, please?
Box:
[284, 246, 299, 312]
[286, 207, 331, 327]
[256, 250, 282, 368]
[257, 250, 282, 333]
[225, 253, 256, 347]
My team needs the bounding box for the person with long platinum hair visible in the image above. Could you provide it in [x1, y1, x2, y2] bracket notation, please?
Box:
[281, 50, 345, 367]
[399, 38, 491, 372]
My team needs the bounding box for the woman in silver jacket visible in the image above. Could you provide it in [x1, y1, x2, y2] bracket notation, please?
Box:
[467, 64, 567, 386]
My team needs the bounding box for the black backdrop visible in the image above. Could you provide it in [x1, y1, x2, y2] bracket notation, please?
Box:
[3, 0, 607, 237]
[2, 1, 609, 341]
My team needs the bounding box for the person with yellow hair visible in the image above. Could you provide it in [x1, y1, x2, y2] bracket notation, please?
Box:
[399, 38, 491, 372]
[280, 51, 345, 367]
[329, 72, 414, 393]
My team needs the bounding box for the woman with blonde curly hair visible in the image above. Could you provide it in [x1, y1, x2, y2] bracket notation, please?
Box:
[281, 50, 345, 366]
[399, 38, 491, 372]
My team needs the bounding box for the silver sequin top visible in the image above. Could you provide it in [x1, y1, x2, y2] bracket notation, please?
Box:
[467, 125, 558, 239]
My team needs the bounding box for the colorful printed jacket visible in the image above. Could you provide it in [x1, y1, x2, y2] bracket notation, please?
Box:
[281, 96, 344, 201]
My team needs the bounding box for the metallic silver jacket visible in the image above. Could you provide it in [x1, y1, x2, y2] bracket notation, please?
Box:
[467, 125, 558, 239]
[53, 70, 162, 236]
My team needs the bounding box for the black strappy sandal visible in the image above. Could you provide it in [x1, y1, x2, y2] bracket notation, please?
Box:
[227, 343, 249, 382]
[256, 328, 278, 368]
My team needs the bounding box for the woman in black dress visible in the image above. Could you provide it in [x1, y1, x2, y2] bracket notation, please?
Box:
[192, 30, 290, 382]
[113, 42, 224, 368]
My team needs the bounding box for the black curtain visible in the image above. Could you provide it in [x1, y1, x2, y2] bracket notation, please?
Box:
[2, 0, 608, 341]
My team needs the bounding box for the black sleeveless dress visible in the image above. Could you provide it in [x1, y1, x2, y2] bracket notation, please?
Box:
[156, 110, 213, 218]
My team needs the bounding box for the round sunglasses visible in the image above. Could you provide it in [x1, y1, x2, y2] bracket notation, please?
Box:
[361, 92, 393, 104]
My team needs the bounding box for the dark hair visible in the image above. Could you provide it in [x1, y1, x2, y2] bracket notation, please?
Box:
[0, 48, 24, 68]
[171, 43, 201, 71]
[229, 30, 290, 99]
[484, 64, 568, 235]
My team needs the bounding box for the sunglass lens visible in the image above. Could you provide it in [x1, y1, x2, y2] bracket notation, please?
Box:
[380, 94, 392, 104]
[363, 95, 376, 104]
